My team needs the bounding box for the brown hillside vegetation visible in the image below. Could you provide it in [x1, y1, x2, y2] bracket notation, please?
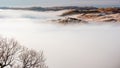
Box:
[60, 9, 80, 16]
[98, 8, 120, 13]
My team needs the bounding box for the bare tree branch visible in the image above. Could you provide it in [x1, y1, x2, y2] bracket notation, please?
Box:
[0, 37, 21, 68]
[0, 37, 48, 68]
[19, 49, 47, 68]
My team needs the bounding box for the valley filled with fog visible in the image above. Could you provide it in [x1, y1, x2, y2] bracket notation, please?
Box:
[0, 9, 120, 68]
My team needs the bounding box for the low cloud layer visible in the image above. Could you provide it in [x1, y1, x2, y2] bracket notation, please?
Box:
[0, 9, 120, 68]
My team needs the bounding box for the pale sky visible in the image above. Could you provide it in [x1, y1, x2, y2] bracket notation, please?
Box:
[0, 0, 119, 7]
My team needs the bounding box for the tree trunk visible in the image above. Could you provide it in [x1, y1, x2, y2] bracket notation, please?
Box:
[0, 65, 6, 68]
[1, 66, 4, 68]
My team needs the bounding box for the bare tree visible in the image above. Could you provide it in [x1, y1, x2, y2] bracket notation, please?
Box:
[0, 37, 21, 68]
[0, 37, 47, 68]
[19, 49, 47, 68]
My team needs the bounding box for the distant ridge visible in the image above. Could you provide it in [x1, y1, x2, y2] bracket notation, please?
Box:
[0, 6, 119, 11]
[0, 6, 98, 11]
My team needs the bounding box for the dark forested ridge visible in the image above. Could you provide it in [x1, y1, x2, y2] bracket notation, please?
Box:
[0, 6, 99, 11]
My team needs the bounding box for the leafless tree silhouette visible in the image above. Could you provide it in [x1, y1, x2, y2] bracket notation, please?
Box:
[0, 37, 21, 68]
[19, 48, 47, 68]
[0, 37, 47, 68]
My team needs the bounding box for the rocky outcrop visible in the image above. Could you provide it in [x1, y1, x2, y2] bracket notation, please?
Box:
[102, 19, 117, 22]
[52, 17, 88, 24]
[52, 13, 120, 24]
[77, 13, 103, 19]
[77, 13, 120, 22]
[58, 7, 120, 23]
[51, 8, 120, 24]
[95, 13, 120, 22]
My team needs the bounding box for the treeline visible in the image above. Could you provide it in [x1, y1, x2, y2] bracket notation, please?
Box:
[97, 7, 120, 13]
[0, 6, 120, 13]
[0, 6, 98, 11]
[0, 37, 47, 68]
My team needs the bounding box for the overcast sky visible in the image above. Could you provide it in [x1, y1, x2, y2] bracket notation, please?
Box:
[0, 0, 119, 7]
